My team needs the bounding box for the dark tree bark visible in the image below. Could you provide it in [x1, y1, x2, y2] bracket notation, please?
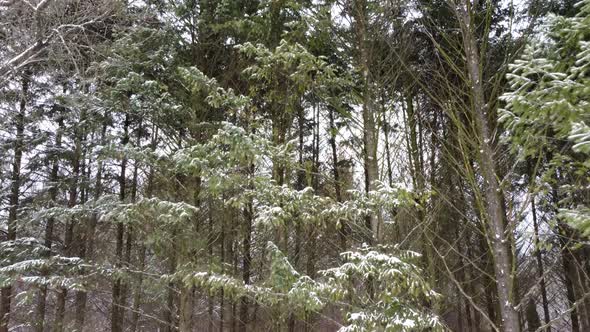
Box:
[0, 73, 28, 332]
[525, 298, 541, 332]
[530, 193, 551, 330]
[35, 113, 64, 332]
[53, 108, 85, 332]
[112, 113, 130, 332]
[563, 248, 581, 332]
[328, 105, 348, 251]
[239, 191, 253, 331]
[117, 120, 141, 329]
[352, 0, 381, 243]
[131, 125, 156, 332]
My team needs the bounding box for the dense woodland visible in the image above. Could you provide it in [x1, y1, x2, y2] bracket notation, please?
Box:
[0, 0, 589, 331]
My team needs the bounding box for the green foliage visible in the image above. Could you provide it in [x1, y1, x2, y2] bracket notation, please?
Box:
[321, 246, 442, 331]
[501, 0, 590, 234]
[500, 0, 590, 156]
[0, 238, 87, 290]
[174, 241, 441, 331]
[0, 1, 449, 330]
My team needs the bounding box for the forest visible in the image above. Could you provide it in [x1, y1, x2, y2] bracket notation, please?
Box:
[1, 0, 589, 331]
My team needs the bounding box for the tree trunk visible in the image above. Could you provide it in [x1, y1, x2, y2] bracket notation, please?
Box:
[328, 105, 348, 251]
[179, 286, 194, 332]
[74, 194, 88, 331]
[571, 251, 590, 331]
[208, 200, 215, 332]
[131, 125, 156, 332]
[112, 113, 130, 332]
[457, 2, 520, 331]
[239, 197, 253, 331]
[406, 93, 423, 190]
[294, 103, 305, 267]
[563, 248, 581, 332]
[406, 93, 435, 280]
[73, 110, 91, 331]
[574, 249, 590, 332]
[218, 199, 228, 332]
[118, 120, 141, 329]
[130, 244, 146, 332]
[53, 108, 85, 332]
[525, 298, 541, 332]
[381, 99, 393, 187]
[461, 230, 476, 331]
[35, 114, 63, 332]
[163, 230, 178, 332]
[352, 0, 381, 243]
[0, 73, 28, 332]
[530, 193, 551, 330]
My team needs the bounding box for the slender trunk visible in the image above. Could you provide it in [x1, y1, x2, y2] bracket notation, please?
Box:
[219, 278, 224, 330]
[382, 106, 393, 187]
[583, 248, 590, 323]
[530, 194, 551, 329]
[328, 106, 342, 203]
[74, 108, 92, 331]
[35, 115, 63, 332]
[164, 229, 178, 332]
[312, 98, 320, 191]
[458, 292, 464, 332]
[572, 251, 590, 331]
[328, 105, 348, 251]
[460, 227, 475, 331]
[222, 204, 236, 332]
[429, 112, 438, 189]
[0, 74, 28, 332]
[231, 227, 238, 332]
[271, 106, 290, 252]
[73, 164, 90, 331]
[112, 113, 130, 332]
[574, 249, 590, 332]
[78, 122, 107, 332]
[294, 103, 305, 265]
[550, 181, 585, 332]
[352, 0, 381, 243]
[208, 200, 215, 332]
[117, 169, 136, 329]
[130, 244, 146, 332]
[218, 199, 227, 332]
[131, 125, 156, 332]
[239, 241, 251, 328]
[482, 235, 499, 329]
[456, 228, 472, 332]
[525, 298, 541, 332]
[560, 230, 590, 330]
[86, 122, 107, 259]
[239, 195, 253, 331]
[471, 231, 492, 330]
[54, 109, 85, 332]
[457, 2, 520, 330]
[118, 120, 141, 329]
[407, 93, 433, 278]
[407, 93, 423, 190]
[269, 1, 289, 249]
[563, 249, 581, 332]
